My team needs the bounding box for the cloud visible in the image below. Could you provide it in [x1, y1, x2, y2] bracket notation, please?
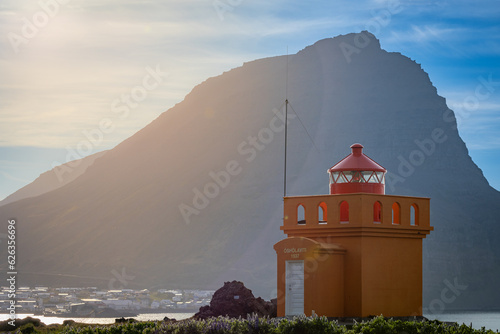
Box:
[386, 25, 463, 47]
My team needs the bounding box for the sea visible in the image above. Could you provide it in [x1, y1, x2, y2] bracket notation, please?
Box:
[0, 312, 195, 325]
[423, 312, 500, 332]
[0, 312, 499, 331]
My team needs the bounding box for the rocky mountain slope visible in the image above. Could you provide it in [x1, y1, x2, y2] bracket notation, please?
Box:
[1, 32, 498, 310]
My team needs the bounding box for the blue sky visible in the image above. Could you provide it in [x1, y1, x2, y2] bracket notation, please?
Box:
[0, 0, 499, 200]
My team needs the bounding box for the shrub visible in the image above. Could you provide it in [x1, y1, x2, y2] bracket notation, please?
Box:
[205, 316, 233, 334]
[243, 314, 277, 334]
[57, 315, 498, 334]
[277, 315, 345, 334]
[20, 323, 37, 334]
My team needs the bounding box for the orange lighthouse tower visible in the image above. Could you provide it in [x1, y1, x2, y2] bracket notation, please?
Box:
[274, 143, 433, 317]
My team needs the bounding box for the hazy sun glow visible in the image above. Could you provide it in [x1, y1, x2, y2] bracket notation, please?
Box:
[0, 0, 499, 198]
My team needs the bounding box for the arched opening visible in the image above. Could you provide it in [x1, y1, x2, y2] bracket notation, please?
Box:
[373, 201, 382, 223]
[411, 203, 419, 226]
[339, 201, 349, 223]
[318, 202, 327, 224]
[392, 202, 400, 225]
[297, 204, 306, 225]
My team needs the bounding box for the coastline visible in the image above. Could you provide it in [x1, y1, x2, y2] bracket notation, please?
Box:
[0, 312, 196, 326]
[0, 308, 198, 318]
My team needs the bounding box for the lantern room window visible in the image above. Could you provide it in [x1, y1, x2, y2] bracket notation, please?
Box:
[375, 171, 385, 184]
[350, 171, 364, 183]
[337, 172, 348, 183]
[329, 170, 384, 184]
[362, 171, 375, 182]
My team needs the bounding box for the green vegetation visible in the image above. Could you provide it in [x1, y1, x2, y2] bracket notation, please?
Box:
[2, 315, 498, 334]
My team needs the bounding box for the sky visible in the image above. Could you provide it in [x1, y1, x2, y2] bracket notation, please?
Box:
[0, 0, 499, 200]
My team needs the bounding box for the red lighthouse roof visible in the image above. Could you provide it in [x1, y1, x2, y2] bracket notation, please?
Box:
[328, 143, 386, 173]
[327, 143, 387, 195]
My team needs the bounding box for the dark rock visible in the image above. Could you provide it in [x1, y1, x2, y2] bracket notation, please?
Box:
[163, 316, 176, 322]
[194, 281, 277, 319]
[114, 317, 135, 323]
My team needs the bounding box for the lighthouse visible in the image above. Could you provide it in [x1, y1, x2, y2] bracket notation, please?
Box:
[274, 143, 433, 317]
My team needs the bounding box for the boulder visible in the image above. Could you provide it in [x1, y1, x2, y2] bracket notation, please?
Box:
[194, 281, 276, 319]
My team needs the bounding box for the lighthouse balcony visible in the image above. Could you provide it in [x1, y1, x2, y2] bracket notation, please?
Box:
[282, 193, 432, 239]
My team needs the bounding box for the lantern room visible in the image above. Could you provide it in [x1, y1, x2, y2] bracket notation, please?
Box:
[328, 143, 386, 195]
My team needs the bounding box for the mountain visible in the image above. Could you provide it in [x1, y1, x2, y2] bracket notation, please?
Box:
[0, 151, 107, 207]
[1, 32, 499, 310]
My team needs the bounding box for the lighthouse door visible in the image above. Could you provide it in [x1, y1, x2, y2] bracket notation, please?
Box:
[285, 261, 304, 316]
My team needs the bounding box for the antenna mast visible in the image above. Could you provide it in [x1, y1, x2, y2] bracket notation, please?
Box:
[283, 47, 289, 198]
[284, 99, 288, 198]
